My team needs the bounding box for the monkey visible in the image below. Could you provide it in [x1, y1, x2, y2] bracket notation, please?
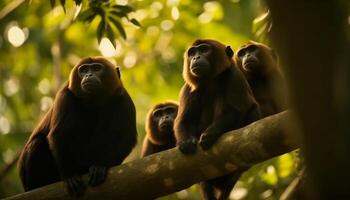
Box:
[234, 41, 287, 117]
[141, 101, 178, 157]
[174, 39, 261, 200]
[18, 56, 137, 197]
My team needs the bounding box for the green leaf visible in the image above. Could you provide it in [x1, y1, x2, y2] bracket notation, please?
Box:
[94, 7, 105, 18]
[106, 24, 116, 49]
[50, 0, 56, 8]
[79, 8, 97, 23]
[130, 18, 141, 27]
[89, 0, 102, 8]
[59, 0, 66, 12]
[278, 153, 294, 178]
[260, 166, 278, 186]
[110, 10, 127, 18]
[108, 16, 126, 39]
[97, 19, 106, 44]
[252, 10, 271, 35]
[112, 5, 134, 13]
[74, 0, 82, 5]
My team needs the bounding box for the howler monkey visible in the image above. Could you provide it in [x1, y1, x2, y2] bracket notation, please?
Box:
[18, 57, 137, 196]
[234, 41, 286, 117]
[141, 101, 178, 157]
[175, 39, 261, 200]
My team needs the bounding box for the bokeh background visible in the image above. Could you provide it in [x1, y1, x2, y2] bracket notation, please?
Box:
[0, 0, 297, 199]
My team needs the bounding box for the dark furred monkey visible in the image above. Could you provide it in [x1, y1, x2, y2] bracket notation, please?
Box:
[234, 41, 286, 117]
[141, 101, 178, 157]
[175, 39, 261, 200]
[18, 57, 137, 196]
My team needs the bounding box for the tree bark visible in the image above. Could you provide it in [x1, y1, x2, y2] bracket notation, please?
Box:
[3, 111, 298, 200]
[264, 0, 350, 198]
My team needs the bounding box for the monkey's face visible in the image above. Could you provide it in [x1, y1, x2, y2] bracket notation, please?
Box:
[237, 44, 261, 74]
[78, 63, 105, 94]
[152, 106, 178, 133]
[187, 43, 212, 78]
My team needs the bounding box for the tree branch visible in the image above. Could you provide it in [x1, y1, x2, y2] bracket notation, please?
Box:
[0, 151, 20, 182]
[0, 0, 26, 21]
[3, 111, 298, 200]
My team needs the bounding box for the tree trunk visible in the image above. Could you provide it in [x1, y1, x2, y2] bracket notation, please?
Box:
[265, 0, 350, 198]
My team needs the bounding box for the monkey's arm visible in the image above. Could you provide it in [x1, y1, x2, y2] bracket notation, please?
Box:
[200, 72, 261, 150]
[199, 107, 241, 150]
[174, 85, 201, 154]
[18, 107, 60, 191]
[47, 87, 86, 196]
[116, 92, 138, 160]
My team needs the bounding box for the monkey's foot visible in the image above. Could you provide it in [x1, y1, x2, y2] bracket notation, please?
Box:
[88, 165, 107, 186]
[65, 176, 86, 197]
[178, 138, 197, 154]
[199, 132, 218, 150]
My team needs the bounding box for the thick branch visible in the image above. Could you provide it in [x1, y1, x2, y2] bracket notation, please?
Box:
[3, 111, 297, 200]
[0, 151, 20, 182]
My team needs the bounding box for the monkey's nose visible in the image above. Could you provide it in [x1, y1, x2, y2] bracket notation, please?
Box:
[193, 55, 201, 61]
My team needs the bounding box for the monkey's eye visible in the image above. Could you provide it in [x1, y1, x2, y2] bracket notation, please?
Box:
[153, 110, 162, 118]
[187, 47, 196, 57]
[78, 65, 88, 74]
[246, 45, 257, 52]
[237, 50, 245, 58]
[199, 44, 211, 54]
[164, 107, 176, 114]
[93, 65, 102, 71]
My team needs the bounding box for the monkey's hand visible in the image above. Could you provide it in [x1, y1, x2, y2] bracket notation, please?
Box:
[178, 137, 197, 154]
[199, 132, 219, 150]
[65, 176, 86, 197]
[88, 165, 108, 186]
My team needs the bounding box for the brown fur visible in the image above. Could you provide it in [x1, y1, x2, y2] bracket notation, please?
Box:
[141, 101, 178, 157]
[183, 39, 233, 91]
[145, 101, 178, 145]
[68, 56, 123, 98]
[234, 41, 286, 117]
[175, 39, 261, 200]
[18, 57, 137, 195]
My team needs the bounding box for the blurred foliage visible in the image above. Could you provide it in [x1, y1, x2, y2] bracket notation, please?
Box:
[0, 0, 296, 199]
[76, 0, 141, 47]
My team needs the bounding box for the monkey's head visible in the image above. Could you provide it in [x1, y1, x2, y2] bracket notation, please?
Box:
[68, 56, 122, 98]
[183, 39, 234, 90]
[146, 101, 178, 145]
[234, 41, 278, 79]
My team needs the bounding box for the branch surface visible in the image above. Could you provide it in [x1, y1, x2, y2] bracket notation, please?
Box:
[3, 111, 297, 200]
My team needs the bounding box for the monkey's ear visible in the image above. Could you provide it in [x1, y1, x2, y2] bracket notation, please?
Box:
[225, 46, 234, 58]
[116, 67, 121, 78]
